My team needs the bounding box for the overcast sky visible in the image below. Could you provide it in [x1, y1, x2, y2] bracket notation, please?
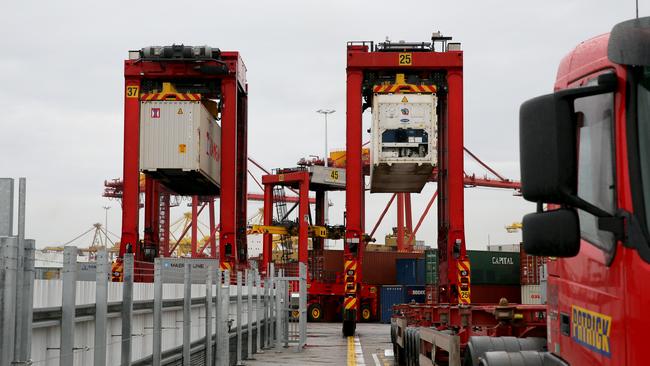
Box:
[0, 0, 642, 250]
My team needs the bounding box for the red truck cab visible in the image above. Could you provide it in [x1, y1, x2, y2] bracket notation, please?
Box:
[520, 17, 650, 365]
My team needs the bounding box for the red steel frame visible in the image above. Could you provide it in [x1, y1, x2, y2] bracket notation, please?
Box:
[345, 44, 468, 330]
[120, 51, 248, 277]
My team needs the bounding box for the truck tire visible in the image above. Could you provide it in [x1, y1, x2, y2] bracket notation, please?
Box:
[360, 303, 372, 322]
[308, 303, 323, 322]
[479, 350, 544, 366]
[465, 337, 546, 366]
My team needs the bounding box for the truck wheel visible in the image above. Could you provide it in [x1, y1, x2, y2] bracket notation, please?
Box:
[308, 303, 323, 322]
[342, 320, 356, 336]
[360, 304, 372, 322]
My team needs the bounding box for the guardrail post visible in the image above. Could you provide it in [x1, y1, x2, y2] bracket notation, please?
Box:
[205, 265, 214, 365]
[1, 236, 18, 366]
[121, 253, 134, 366]
[256, 271, 263, 354]
[95, 248, 109, 366]
[183, 259, 192, 366]
[153, 258, 163, 366]
[236, 271, 244, 365]
[246, 269, 253, 360]
[61, 246, 78, 366]
[269, 263, 275, 346]
[299, 262, 307, 349]
[263, 276, 270, 349]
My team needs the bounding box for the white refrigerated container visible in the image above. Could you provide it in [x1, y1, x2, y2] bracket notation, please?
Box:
[139, 100, 221, 195]
[370, 93, 437, 193]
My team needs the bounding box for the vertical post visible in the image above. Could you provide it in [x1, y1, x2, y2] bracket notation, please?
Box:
[13, 178, 26, 365]
[0, 178, 14, 236]
[152, 258, 163, 366]
[206, 266, 214, 365]
[299, 263, 307, 349]
[95, 248, 109, 366]
[262, 184, 273, 272]
[275, 275, 282, 350]
[61, 246, 78, 366]
[298, 178, 309, 265]
[121, 253, 134, 366]
[246, 269, 253, 359]
[1, 236, 18, 366]
[269, 263, 275, 346]
[183, 259, 192, 366]
[256, 271, 263, 353]
[209, 199, 217, 258]
[18, 239, 35, 363]
[219, 76, 239, 267]
[191, 196, 199, 257]
[236, 271, 243, 365]
[263, 277, 270, 349]
[215, 268, 222, 366]
[221, 270, 230, 366]
[397, 193, 405, 251]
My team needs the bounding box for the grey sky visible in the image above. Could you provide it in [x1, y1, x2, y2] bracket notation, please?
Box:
[0, 0, 641, 249]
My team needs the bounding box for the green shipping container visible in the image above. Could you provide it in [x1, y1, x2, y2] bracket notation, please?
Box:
[467, 250, 520, 285]
[424, 249, 438, 284]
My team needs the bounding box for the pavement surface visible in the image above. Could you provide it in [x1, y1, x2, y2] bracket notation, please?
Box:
[244, 322, 395, 366]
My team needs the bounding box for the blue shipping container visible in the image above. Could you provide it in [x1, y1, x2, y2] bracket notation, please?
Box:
[380, 285, 405, 324]
[404, 285, 426, 304]
[396, 258, 425, 285]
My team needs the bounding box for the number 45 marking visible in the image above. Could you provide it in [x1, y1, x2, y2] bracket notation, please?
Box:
[399, 53, 412, 66]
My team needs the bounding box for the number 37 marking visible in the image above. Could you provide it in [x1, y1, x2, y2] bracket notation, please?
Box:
[126, 86, 139, 98]
[399, 53, 412, 65]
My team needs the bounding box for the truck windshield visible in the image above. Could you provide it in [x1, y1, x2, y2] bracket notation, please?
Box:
[637, 67, 650, 231]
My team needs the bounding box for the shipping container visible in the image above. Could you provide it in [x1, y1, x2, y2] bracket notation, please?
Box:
[139, 100, 221, 195]
[404, 285, 426, 304]
[424, 249, 438, 284]
[425, 284, 437, 304]
[321, 249, 424, 285]
[370, 93, 438, 193]
[521, 285, 543, 304]
[380, 285, 405, 323]
[486, 243, 521, 252]
[470, 284, 521, 304]
[396, 258, 425, 285]
[520, 245, 548, 285]
[467, 250, 520, 285]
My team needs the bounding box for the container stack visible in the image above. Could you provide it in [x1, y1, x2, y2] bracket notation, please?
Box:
[466, 249, 521, 304]
[520, 244, 547, 304]
[424, 249, 438, 304]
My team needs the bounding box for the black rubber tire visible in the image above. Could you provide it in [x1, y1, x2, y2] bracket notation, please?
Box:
[360, 303, 372, 322]
[342, 320, 356, 337]
[308, 303, 323, 322]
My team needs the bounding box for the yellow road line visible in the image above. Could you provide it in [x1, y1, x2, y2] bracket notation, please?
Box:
[347, 336, 356, 366]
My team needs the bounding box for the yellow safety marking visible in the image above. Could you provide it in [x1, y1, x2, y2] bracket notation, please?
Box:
[177, 108, 184, 115]
[178, 144, 186, 154]
[401, 96, 409, 103]
[347, 336, 356, 366]
[126, 86, 139, 98]
[398, 53, 412, 65]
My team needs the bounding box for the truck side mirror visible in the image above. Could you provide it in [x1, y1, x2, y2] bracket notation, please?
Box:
[522, 209, 580, 257]
[519, 93, 576, 203]
[608, 16, 650, 66]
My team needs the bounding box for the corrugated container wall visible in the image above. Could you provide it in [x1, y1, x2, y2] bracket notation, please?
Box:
[424, 249, 438, 284]
[380, 285, 405, 323]
[520, 245, 548, 285]
[139, 100, 221, 195]
[468, 250, 520, 285]
[323, 250, 423, 285]
[471, 284, 521, 304]
[521, 285, 543, 304]
[404, 285, 426, 304]
[370, 93, 438, 193]
[396, 258, 425, 286]
[486, 244, 521, 252]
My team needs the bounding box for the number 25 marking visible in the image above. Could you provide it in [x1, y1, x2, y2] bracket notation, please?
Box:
[399, 53, 412, 65]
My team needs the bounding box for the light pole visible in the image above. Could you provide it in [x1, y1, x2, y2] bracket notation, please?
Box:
[316, 109, 335, 167]
[102, 205, 111, 247]
[316, 109, 335, 248]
